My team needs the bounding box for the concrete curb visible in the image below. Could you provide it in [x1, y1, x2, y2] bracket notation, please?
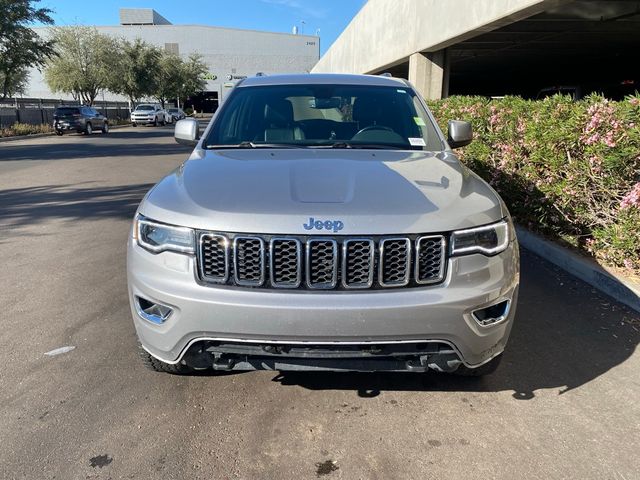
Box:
[0, 132, 53, 143]
[516, 226, 640, 313]
[0, 124, 131, 143]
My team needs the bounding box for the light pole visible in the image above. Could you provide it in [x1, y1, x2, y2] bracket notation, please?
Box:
[178, 83, 186, 109]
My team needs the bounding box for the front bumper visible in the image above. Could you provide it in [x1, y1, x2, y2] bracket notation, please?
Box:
[127, 237, 519, 370]
[131, 116, 156, 124]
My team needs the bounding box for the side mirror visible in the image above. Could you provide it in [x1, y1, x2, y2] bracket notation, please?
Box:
[174, 118, 200, 146]
[447, 120, 473, 148]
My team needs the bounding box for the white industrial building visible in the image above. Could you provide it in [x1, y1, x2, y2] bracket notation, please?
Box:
[27, 8, 320, 111]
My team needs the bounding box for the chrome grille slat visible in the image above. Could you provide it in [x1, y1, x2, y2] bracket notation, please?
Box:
[270, 238, 302, 288]
[415, 235, 446, 284]
[306, 239, 338, 289]
[379, 238, 411, 287]
[233, 236, 265, 286]
[342, 239, 375, 289]
[197, 232, 446, 290]
[199, 234, 229, 283]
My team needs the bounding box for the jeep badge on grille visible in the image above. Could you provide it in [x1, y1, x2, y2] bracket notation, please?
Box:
[303, 217, 344, 233]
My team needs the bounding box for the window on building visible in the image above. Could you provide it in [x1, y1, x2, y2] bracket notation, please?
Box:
[164, 43, 179, 55]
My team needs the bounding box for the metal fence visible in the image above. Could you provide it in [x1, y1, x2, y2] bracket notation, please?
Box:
[0, 98, 131, 128]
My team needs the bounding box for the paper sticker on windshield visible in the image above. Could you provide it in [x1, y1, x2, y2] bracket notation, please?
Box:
[413, 117, 426, 126]
[409, 137, 426, 146]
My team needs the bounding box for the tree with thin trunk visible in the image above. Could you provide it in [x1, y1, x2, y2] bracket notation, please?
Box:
[108, 38, 161, 106]
[154, 52, 208, 107]
[44, 26, 116, 105]
[0, 0, 56, 99]
[179, 53, 208, 102]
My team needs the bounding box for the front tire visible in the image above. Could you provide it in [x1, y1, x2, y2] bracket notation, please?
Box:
[454, 354, 503, 377]
[55, 130, 63, 136]
[85, 123, 92, 135]
[102, 122, 109, 134]
[132, 122, 137, 127]
[153, 117, 158, 127]
[138, 343, 192, 374]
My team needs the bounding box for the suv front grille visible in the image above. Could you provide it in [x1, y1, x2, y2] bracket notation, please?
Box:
[198, 232, 447, 291]
[270, 238, 301, 288]
[306, 239, 338, 289]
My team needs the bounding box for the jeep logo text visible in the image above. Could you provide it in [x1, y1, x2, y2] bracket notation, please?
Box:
[303, 217, 344, 233]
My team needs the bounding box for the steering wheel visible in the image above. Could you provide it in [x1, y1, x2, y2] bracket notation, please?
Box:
[354, 125, 394, 136]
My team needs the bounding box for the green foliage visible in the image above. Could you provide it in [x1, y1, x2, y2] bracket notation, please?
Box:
[107, 38, 161, 105]
[427, 95, 640, 273]
[41, 24, 208, 106]
[44, 26, 117, 105]
[0, 66, 29, 97]
[0, 0, 55, 98]
[154, 52, 207, 106]
[180, 53, 207, 99]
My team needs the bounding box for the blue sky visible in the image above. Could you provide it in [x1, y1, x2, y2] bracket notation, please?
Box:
[37, 0, 366, 54]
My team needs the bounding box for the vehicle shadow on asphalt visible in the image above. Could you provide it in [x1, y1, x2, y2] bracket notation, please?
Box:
[271, 250, 640, 399]
[0, 131, 192, 162]
[0, 183, 154, 228]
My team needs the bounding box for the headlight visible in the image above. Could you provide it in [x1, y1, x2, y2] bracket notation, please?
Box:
[134, 215, 195, 254]
[451, 220, 510, 256]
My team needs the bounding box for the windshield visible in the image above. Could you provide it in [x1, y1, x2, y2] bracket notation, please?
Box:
[205, 84, 443, 150]
[135, 105, 154, 111]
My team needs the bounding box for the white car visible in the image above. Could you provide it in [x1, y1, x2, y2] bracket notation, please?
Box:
[131, 104, 170, 127]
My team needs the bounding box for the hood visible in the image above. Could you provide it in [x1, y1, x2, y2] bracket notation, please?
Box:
[140, 148, 505, 235]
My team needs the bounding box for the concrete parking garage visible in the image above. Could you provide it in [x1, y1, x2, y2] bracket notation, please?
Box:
[313, 0, 640, 99]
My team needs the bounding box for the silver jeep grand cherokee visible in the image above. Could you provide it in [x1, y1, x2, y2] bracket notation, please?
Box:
[127, 74, 519, 376]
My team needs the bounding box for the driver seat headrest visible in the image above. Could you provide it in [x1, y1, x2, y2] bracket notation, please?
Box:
[264, 99, 294, 127]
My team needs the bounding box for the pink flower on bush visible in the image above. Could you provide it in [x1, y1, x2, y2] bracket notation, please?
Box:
[624, 259, 634, 270]
[581, 102, 620, 147]
[630, 98, 640, 107]
[620, 182, 640, 209]
[589, 155, 603, 174]
[490, 114, 500, 126]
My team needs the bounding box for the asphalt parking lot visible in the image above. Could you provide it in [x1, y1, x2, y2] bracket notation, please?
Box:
[1, 127, 639, 480]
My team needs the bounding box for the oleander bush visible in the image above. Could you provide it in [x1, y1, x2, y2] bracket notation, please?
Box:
[0, 122, 53, 137]
[427, 94, 640, 274]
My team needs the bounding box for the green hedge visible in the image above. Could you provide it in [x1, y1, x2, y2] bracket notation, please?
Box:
[427, 95, 640, 274]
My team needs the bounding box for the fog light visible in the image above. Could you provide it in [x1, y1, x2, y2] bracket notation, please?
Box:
[135, 296, 173, 324]
[472, 300, 510, 327]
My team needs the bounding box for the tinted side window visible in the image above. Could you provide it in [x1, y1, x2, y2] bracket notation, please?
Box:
[55, 107, 80, 115]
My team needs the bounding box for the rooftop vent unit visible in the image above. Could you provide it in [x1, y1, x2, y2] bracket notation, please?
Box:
[119, 8, 172, 26]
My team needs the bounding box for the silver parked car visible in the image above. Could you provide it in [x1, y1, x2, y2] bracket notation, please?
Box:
[167, 107, 186, 122]
[127, 74, 519, 376]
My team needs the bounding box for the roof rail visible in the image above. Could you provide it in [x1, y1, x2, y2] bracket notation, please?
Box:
[379, 72, 393, 77]
[255, 72, 267, 77]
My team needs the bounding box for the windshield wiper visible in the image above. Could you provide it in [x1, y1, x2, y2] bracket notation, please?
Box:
[205, 141, 305, 149]
[326, 142, 406, 150]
